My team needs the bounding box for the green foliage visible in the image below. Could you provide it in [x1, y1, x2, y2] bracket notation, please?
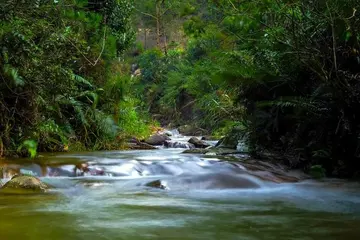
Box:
[117, 98, 152, 139]
[0, 0, 149, 156]
[133, 0, 360, 177]
[309, 165, 326, 179]
[17, 140, 38, 158]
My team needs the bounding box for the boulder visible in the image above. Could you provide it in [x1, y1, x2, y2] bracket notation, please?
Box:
[1, 175, 50, 194]
[144, 134, 171, 146]
[188, 137, 210, 149]
[215, 136, 238, 149]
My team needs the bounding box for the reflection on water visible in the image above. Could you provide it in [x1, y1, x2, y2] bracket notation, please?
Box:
[1, 147, 360, 240]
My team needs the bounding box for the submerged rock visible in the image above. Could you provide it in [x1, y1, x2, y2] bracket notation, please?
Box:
[1, 175, 50, 194]
[188, 137, 210, 149]
[145, 179, 168, 190]
[145, 134, 171, 146]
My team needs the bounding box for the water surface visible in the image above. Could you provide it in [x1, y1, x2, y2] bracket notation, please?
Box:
[1, 145, 360, 240]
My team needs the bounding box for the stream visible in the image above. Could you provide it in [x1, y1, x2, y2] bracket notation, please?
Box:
[1, 134, 360, 240]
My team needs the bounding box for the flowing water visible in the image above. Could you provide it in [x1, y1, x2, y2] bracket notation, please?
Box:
[1, 135, 360, 240]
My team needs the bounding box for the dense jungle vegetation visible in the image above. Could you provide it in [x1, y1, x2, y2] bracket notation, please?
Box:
[1, 0, 360, 177]
[0, 0, 152, 157]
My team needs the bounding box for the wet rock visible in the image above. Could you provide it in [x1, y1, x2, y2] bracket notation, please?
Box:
[1, 175, 50, 193]
[240, 160, 310, 183]
[182, 148, 246, 156]
[145, 180, 168, 190]
[159, 130, 175, 137]
[182, 149, 211, 154]
[188, 137, 210, 149]
[128, 142, 158, 150]
[144, 134, 171, 146]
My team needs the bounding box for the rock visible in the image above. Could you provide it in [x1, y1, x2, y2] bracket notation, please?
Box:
[128, 142, 158, 150]
[182, 147, 246, 156]
[182, 149, 211, 154]
[145, 180, 168, 189]
[159, 130, 174, 137]
[215, 136, 238, 149]
[144, 134, 171, 146]
[205, 152, 217, 156]
[240, 160, 310, 183]
[127, 137, 140, 144]
[1, 175, 50, 194]
[188, 137, 210, 149]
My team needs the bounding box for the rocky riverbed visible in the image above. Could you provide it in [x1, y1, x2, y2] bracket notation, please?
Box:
[1, 131, 360, 239]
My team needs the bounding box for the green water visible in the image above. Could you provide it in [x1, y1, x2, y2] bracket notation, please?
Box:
[1, 149, 360, 240]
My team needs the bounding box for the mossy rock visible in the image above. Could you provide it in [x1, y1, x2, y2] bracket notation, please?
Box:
[0, 175, 50, 194]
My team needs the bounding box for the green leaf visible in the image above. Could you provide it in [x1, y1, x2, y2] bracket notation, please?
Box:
[17, 140, 38, 158]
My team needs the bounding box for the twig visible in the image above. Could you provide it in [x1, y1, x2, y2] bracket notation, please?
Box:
[327, 2, 338, 72]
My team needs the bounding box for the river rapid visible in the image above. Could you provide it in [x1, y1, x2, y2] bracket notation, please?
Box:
[1, 134, 360, 240]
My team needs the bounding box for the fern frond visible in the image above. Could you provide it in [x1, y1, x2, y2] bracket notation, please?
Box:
[57, 96, 88, 125]
[61, 69, 94, 89]
[3, 64, 25, 86]
[77, 90, 99, 109]
[73, 74, 94, 89]
[256, 96, 328, 114]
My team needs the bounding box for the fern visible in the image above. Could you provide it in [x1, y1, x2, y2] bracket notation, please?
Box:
[62, 69, 94, 89]
[3, 64, 25, 86]
[77, 90, 99, 109]
[256, 97, 328, 114]
[73, 74, 94, 89]
[57, 95, 88, 126]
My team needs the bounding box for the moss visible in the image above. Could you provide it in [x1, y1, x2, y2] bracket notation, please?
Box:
[1, 175, 50, 194]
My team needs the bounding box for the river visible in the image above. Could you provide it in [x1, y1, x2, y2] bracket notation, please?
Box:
[1, 135, 360, 240]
